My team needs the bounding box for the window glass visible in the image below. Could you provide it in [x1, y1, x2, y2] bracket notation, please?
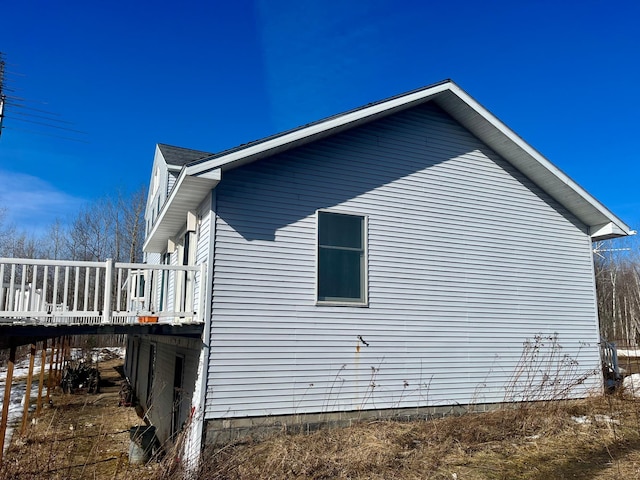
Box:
[318, 211, 365, 303]
[319, 213, 363, 249]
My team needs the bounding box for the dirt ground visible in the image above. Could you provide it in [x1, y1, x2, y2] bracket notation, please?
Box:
[0, 354, 162, 480]
[6, 352, 640, 479]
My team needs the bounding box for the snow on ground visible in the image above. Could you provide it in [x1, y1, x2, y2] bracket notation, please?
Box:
[0, 346, 125, 453]
[91, 347, 125, 363]
[615, 348, 640, 357]
[623, 374, 640, 397]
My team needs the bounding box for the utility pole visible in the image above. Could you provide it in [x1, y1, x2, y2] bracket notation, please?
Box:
[0, 52, 85, 141]
[0, 52, 6, 138]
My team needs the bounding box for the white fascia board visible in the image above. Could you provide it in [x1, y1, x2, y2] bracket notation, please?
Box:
[154, 144, 166, 164]
[441, 84, 631, 238]
[184, 80, 630, 238]
[187, 165, 222, 180]
[143, 168, 221, 252]
[590, 222, 630, 241]
[186, 82, 453, 176]
[145, 146, 165, 212]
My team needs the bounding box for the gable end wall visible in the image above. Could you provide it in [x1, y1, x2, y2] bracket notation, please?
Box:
[205, 103, 600, 419]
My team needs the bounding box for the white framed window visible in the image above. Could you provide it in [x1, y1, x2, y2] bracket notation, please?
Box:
[317, 210, 367, 305]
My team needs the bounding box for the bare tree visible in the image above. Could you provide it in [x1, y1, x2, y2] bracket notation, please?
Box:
[0, 206, 16, 256]
[59, 186, 146, 263]
[596, 234, 640, 345]
[43, 219, 66, 260]
[0, 186, 147, 264]
[117, 186, 146, 263]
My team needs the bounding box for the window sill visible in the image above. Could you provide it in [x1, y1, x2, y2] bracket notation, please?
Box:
[316, 301, 369, 308]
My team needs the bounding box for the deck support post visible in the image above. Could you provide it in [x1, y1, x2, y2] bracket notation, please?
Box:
[36, 339, 47, 416]
[21, 343, 36, 435]
[53, 336, 62, 386]
[0, 345, 17, 462]
[63, 335, 71, 370]
[46, 337, 57, 400]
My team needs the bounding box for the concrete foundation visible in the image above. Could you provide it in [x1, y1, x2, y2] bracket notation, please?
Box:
[204, 402, 503, 446]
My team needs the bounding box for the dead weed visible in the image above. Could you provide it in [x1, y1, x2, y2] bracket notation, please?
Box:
[195, 396, 640, 480]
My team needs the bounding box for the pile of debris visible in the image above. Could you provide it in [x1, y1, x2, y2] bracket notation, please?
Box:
[119, 379, 134, 406]
[60, 361, 101, 394]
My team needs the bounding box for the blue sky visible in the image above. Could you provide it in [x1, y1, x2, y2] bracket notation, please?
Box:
[1, 0, 639, 234]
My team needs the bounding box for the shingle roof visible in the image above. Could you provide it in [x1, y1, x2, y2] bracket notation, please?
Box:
[144, 80, 631, 252]
[157, 143, 213, 167]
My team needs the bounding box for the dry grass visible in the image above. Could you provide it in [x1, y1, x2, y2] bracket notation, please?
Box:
[7, 352, 640, 479]
[0, 357, 160, 480]
[195, 396, 640, 480]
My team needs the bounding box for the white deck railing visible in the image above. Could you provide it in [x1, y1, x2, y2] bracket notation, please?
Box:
[0, 258, 206, 325]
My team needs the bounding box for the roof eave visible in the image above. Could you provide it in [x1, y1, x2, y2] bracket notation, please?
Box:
[143, 168, 221, 253]
[187, 81, 453, 176]
[434, 85, 631, 238]
[167, 80, 630, 241]
[590, 222, 631, 241]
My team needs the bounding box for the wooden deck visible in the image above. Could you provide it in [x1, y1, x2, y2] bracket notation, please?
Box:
[0, 258, 206, 346]
[0, 321, 204, 349]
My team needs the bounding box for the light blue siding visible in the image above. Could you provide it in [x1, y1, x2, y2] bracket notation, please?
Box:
[193, 193, 212, 315]
[205, 103, 600, 419]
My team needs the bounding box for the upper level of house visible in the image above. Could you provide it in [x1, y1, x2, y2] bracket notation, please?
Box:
[0, 80, 633, 346]
[145, 144, 213, 241]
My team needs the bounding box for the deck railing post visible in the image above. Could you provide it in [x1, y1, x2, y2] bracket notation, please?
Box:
[103, 258, 113, 324]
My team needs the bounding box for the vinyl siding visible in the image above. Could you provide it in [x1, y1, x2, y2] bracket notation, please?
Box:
[127, 335, 201, 443]
[167, 172, 177, 197]
[193, 193, 212, 316]
[145, 252, 161, 265]
[205, 103, 600, 419]
[145, 159, 169, 233]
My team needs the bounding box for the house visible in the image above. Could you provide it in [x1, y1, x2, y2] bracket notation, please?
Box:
[124, 79, 631, 462]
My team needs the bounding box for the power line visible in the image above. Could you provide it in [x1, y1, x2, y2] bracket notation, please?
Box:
[10, 116, 88, 135]
[4, 101, 62, 117]
[11, 110, 75, 125]
[0, 51, 88, 142]
[3, 126, 90, 143]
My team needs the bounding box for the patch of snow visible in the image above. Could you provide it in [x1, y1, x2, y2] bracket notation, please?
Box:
[571, 414, 619, 425]
[0, 345, 125, 453]
[615, 348, 640, 358]
[0, 364, 45, 453]
[623, 373, 640, 396]
[594, 414, 620, 425]
[67, 347, 125, 363]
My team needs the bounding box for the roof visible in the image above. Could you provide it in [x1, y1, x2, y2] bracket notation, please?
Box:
[144, 80, 631, 252]
[157, 143, 213, 167]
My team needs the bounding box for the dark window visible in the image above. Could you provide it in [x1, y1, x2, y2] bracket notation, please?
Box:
[317, 211, 366, 303]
